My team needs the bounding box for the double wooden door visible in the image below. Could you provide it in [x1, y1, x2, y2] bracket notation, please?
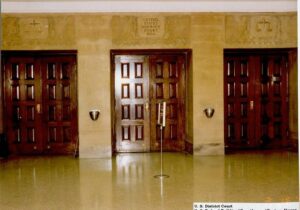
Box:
[114, 53, 186, 153]
[2, 52, 78, 155]
[224, 50, 289, 150]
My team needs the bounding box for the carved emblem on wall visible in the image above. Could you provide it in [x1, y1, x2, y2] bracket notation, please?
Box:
[255, 18, 272, 32]
[19, 18, 49, 39]
[225, 14, 296, 46]
[249, 16, 278, 40]
[112, 15, 190, 46]
[2, 16, 75, 48]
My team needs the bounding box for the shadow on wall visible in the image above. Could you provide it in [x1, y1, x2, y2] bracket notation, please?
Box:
[0, 134, 9, 158]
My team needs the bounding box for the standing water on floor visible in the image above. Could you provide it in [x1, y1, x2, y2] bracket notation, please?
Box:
[0, 152, 298, 210]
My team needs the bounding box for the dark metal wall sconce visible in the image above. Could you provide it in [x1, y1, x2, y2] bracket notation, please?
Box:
[204, 108, 215, 118]
[89, 109, 100, 121]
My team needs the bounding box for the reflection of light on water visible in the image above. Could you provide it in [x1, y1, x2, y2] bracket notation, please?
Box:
[160, 177, 163, 197]
[18, 168, 22, 180]
[32, 167, 36, 187]
[227, 163, 231, 178]
[154, 175, 169, 198]
[156, 176, 165, 210]
[116, 155, 145, 185]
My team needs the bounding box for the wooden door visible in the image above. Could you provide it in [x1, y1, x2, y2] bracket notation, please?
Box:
[224, 50, 289, 151]
[113, 52, 186, 153]
[149, 55, 185, 151]
[40, 56, 78, 154]
[4, 56, 43, 154]
[3, 52, 78, 155]
[114, 55, 150, 152]
[224, 55, 255, 149]
[258, 55, 289, 148]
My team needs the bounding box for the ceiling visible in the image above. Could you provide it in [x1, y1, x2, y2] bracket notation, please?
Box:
[1, 0, 297, 13]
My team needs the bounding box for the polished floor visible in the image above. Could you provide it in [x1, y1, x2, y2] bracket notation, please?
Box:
[0, 151, 298, 210]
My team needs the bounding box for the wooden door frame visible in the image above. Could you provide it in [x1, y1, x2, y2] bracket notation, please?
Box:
[1, 50, 79, 156]
[224, 48, 296, 152]
[110, 49, 192, 154]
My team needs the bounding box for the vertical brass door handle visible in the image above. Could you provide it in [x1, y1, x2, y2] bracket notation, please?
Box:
[250, 101, 254, 110]
[145, 102, 149, 111]
[36, 104, 41, 114]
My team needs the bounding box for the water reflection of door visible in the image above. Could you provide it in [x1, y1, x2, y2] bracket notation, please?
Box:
[224, 50, 289, 151]
[3, 51, 78, 155]
[113, 51, 187, 153]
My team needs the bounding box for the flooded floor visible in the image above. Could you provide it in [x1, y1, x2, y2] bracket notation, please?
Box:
[0, 151, 298, 210]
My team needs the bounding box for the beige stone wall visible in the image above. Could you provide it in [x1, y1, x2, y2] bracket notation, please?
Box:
[289, 50, 298, 149]
[191, 14, 225, 155]
[2, 12, 297, 157]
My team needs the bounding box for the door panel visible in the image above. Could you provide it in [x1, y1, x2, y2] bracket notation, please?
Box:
[258, 55, 289, 148]
[3, 52, 78, 155]
[224, 51, 289, 151]
[4, 57, 43, 154]
[115, 55, 150, 152]
[41, 56, 77, 154]
[224, 56, 256, 148]
[149, 55, 185, 151]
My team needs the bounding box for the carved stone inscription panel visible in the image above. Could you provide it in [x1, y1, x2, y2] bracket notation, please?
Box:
[137, 16, 165, 38]
[249, 16, 279, 39]
[3, 16, 75, 48]
[112, 15, 190, 46]
[225, 14, 296, 46]
[19, 18, 49, 39]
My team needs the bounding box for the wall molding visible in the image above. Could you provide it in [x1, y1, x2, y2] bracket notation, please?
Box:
[1, 0, 297, 13]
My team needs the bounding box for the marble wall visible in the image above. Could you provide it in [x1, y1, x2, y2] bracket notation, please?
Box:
[2, 12, 297, 157]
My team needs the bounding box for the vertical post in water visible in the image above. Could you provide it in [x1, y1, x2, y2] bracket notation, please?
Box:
[154, 101, 169, 179]
[160, 125, 163, 176]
